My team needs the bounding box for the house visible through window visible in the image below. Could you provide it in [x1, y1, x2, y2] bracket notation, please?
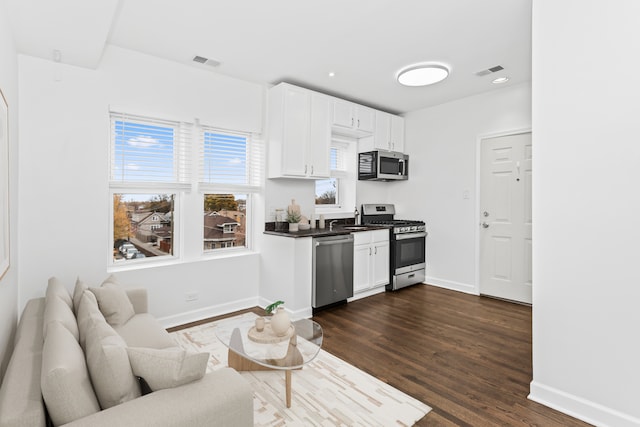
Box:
[203, 193, 247, 251]
[113, 193, 175, 260]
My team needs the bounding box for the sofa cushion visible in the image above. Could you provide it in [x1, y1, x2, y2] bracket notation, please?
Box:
[76, 290, 102, 350]
[46, 277, 73, 310]
[114, 313, 176, 349]
[43, 291, 79, 342]
[90, 283, 135, 327]
[73, 277, 89, 315]
[41, 321, 101, 426]
[127, 347, 209, 391]
[0, 298, 46, 427]
[84, 311, 141, 409]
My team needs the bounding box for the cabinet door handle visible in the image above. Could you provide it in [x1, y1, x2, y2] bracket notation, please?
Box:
[374, 246, 378, 254]
[351, 117, 354, 127]
[311, 165, 314, 174]
[358, 119, 360, 128]
[305, 164, 308, 174]
[369, 247, 372, 256]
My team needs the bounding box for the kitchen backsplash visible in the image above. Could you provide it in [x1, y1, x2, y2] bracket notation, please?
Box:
[264, 217, 356, 232]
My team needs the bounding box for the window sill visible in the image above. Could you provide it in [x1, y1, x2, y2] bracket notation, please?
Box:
[107, 248, 258, 273]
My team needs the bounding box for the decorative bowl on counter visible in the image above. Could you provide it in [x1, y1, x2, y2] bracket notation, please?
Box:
[298, 223, 310, 230]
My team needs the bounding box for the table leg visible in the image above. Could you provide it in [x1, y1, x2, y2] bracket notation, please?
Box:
[285, 370, 292, 408]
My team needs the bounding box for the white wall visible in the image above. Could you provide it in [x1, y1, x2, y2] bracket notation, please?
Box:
[17, 46, 265, 327]
[530, 1, 640, 426]
[0, 0, 19, 381]
[400, 83, 531, 294]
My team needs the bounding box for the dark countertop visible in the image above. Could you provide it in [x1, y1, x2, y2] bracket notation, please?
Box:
[264, 225, 388, 238]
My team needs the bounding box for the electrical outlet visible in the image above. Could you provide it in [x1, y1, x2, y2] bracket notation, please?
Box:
[185, 292, 199, 302]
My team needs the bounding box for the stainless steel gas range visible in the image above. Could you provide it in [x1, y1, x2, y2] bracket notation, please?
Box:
[360, 204, 427, 291]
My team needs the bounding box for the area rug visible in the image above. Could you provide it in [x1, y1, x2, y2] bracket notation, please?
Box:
[171, 312, 431, 426]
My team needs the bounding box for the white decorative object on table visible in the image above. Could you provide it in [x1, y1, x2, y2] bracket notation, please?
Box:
[270, 307, 291, 337]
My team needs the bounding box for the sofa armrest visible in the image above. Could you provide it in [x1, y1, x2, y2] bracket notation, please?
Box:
[62, 368, 253, 427]
[125, 289, 148, 314]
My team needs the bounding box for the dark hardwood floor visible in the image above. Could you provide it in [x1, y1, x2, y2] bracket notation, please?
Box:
[171, 284, 591, 426]
[312, 285, 591, 427]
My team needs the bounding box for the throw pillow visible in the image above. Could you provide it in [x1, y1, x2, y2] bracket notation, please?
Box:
[126, 347, 209, 391]
[72, 277, 89, 315]
[43, 292, 79, 342]
[46, 277, 73, 309]
[90, 283, 135, 326]
[41, 322, 101, 425]
[84, 316, 141, 409]
[101, 274, 120, 286]
[76, 290, 103, 351]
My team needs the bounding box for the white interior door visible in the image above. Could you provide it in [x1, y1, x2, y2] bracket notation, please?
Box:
[480, 132, 532, 304]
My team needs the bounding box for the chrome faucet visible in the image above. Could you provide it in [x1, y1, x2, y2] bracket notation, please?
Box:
[329, 220, 339, 231]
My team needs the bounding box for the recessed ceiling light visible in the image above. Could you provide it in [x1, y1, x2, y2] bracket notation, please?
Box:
[492, 76, 510, 84]
[397, 64, 449, 87]
[328, 72, 336, 77]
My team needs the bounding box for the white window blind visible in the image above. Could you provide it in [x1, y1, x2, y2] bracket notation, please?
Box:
[330, 142, 348, 177]
[109, 112, 192, 190]
[198, 126, 262, 193]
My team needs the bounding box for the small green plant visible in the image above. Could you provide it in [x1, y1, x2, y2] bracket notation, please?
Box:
[286, 210, 301, 223]
[265, 300, 285, 314]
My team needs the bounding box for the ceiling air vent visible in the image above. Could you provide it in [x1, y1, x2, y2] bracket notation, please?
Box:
[475, 65, 504, 77]
[192, 55, 221, 67]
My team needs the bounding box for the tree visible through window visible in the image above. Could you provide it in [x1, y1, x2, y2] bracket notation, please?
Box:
[112, 193, 174, 261]
[315, 179, 337, 205]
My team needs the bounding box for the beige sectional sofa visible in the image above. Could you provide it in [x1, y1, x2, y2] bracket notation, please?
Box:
[0, 276, 253, 427]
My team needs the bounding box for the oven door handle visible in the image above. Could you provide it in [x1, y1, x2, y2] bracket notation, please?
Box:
[395, 232, 428, 240]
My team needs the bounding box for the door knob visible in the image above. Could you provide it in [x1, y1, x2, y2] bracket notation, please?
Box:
[482, 222, 490, 228]
[483, 211, 489, 217]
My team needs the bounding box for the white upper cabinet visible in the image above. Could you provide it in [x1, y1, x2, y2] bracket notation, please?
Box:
[308, 94, 331, 178]
[268, 83, 331, 179]
[372, 111, 405, 152]
[331, 100, 375, 136]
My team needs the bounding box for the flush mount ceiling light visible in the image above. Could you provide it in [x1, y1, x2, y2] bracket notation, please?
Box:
[492, 76, 510, 84]
[397, 64, 449, 87]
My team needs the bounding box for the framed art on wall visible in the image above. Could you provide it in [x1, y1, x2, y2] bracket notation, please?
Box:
[0, 88, 9, 280]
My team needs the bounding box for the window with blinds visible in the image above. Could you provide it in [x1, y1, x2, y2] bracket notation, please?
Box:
[109, 113, 191, 190]
[199, 126, 261, 253]
[108, 112, 262, 264]
[199, 126, 262, 193]
[315, 141, 348, 206]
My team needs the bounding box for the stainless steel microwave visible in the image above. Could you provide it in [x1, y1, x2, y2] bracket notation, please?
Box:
[358, 150, 409, 181]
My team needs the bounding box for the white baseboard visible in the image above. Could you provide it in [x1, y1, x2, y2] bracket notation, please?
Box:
[425, 276, 478, 295]
[529, 381, 640, 427]
[348, 286, 386, 302]
[158, 296, 260, 329]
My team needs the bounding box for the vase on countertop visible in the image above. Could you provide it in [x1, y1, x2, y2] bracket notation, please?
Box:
[271, 306, 291, 336]
[289, 222, 299, 232]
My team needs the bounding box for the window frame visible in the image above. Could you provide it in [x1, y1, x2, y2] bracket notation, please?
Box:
[315, 138, 355, 215]
[198, 126, 261, 255]
[108, 112, 262, 270]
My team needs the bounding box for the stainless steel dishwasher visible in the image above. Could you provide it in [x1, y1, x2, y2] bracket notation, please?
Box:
[312, 234, 354, 308]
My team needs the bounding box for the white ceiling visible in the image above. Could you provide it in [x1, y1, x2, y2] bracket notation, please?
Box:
[5, 0, 531, 114]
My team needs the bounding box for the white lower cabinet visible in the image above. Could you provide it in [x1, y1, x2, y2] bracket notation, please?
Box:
[352, 230, 389, 295]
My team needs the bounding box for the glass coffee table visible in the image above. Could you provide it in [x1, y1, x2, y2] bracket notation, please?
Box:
[215, 315, 323, 408]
